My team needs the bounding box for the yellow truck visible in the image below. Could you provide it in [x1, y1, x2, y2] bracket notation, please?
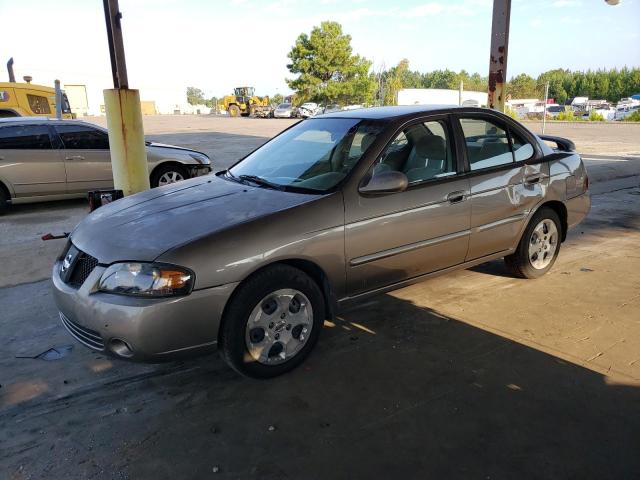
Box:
[222, 87, 271, 117]
[1, 59, 72, 118]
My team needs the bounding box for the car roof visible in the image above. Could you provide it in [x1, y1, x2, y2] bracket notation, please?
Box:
[0, 117, 99, 127]
[314, 104, 473, 120]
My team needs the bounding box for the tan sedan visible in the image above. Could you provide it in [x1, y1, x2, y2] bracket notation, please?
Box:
[0, 117, 211, 213]
[52, 106, 590, 378]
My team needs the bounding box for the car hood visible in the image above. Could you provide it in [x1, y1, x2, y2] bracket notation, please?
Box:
[146, 141, 207, 156]
[71, 175, 323, 264]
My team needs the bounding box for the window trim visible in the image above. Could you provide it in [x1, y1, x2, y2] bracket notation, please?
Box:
[359, 113, 465, 194]
[452, 111, 542, 177]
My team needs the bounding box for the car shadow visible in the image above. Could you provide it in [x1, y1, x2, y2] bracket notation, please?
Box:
[3, 292, 638, 479]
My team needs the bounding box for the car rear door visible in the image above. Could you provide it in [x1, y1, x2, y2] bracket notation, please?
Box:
[0, 123, 67, 197]
[454, 113, 545, 261]
[53, 123, 114, 193]
[344, 115, 471, 296]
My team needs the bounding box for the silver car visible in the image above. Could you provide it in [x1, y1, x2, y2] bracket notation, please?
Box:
[52, 106, 590, 378]
[273, 103, 295, 118]
[0, 118, 212, 213]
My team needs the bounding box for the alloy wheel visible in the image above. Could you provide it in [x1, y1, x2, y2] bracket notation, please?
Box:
[245, 289, 313, 365]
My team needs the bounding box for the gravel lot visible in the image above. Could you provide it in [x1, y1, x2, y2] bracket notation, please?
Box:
[1, 116, 639, 479]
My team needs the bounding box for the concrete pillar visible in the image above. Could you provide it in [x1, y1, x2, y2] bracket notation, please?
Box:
[103, 88, 150, 196]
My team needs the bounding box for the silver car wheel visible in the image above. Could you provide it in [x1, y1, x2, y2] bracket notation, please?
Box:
[158, 171, 184, 186]
[528, 219, 558, 270]
[245, 288, 313, 365]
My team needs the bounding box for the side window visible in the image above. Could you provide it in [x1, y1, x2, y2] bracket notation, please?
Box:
[372, 120, 455, 184]
[0, 125, 52, 150]
[460, 118, 513, 171]
[55, 125, 109, 149]
[510, 129, 535, 162]
[27, 94, 52, 115]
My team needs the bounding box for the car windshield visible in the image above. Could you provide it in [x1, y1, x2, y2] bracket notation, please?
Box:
[278, 103, 291, 109]
[228, 118, 384, 192]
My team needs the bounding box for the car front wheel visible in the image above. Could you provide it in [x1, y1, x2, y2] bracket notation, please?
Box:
[505, 207, 562, 279]
[150, 164, 188, 188]
[219, 264, 325, 378]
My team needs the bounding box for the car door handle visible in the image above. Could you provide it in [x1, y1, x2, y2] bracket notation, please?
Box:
[446, 191, 466, 204]
[65, 155, 85, 161]
[525, 174, 543, 185]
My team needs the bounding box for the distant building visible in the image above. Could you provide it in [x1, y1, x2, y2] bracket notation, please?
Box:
[397, 88, 487, 107]
[64, 84, 89, 117]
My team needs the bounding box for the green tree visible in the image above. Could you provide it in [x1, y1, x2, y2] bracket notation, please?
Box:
[186, 87, 206, 105]
[286, 21, 377, 105]
[271, 93, 284, 106]
[507, 73, 539, 99]
[384, 59, 410, 105]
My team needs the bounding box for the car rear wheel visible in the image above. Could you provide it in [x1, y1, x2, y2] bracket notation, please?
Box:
[505, 207, 562, 279]
[219, 264, 325, 378]
[151, 164, 188, 188]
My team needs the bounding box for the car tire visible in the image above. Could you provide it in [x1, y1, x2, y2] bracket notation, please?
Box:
[504, 207, 562, 279]
[0, 187, 8, 215]
[219, 264, 325, 378]
[150, 164, 189, 188]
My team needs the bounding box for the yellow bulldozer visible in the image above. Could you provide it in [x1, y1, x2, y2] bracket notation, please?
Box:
[222, 87, 271, 117]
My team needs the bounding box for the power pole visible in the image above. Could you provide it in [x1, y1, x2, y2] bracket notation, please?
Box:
[542, 81, 550, 134]
[102, 0, 150, 196]
[487, 0, 511, 112]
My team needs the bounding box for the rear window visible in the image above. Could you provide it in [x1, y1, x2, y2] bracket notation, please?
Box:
[0, 124, 52, 149]
[27, 94, 52, 115]
[278, 103, 291, 108]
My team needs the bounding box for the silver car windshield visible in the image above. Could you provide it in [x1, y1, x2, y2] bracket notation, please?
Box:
[229, 118, 384, 192]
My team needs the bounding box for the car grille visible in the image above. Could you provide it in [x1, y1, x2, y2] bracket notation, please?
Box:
[60, 312, 105, 351]
[63, 249, 99, 288]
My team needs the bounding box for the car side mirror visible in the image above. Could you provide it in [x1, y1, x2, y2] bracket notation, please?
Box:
[359, 171, 409, 195]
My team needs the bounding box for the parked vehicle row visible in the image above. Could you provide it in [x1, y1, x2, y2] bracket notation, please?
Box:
[52, 106, 590, 378]
[0, 118, 212, 214]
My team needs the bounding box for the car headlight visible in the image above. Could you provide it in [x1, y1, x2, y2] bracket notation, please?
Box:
[189, 152, 210, 164]
[98, 263, 194, 297]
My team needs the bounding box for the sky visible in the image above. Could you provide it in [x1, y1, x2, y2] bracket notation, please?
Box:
[1, 0, 639, 113]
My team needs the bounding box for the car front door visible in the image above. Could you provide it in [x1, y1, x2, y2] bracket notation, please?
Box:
[344, 116, 471, 296]
[54, 124, 114, 193]
[455, 114, 544, 261]
[0, 124, 66, 197]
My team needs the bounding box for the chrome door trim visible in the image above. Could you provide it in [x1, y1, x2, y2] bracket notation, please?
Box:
[349, 229, 471, 267]
[339, 248, 513, 308]
[474, 213, 527, 233]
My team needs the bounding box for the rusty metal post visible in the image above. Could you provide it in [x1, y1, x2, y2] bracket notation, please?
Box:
[102, 0, 149, 196]
[487, 0, 511, 112]
[54, 80, 62, 119]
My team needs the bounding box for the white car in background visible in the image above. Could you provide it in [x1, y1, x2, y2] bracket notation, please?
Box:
[298, 102, 319, 118]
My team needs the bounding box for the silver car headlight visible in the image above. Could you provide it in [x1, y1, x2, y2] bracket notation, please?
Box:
[188, 152, 210, 164]
[98, 263, 194, 297]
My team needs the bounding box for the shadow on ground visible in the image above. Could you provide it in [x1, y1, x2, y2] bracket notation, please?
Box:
[1, 292, 638, 479]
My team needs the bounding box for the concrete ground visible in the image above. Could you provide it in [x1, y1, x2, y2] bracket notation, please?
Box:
[1, 117, 639, 479]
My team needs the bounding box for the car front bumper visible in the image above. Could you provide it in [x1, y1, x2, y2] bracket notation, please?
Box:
[52, 261, 237, 362]
[188, 165, 212, 177]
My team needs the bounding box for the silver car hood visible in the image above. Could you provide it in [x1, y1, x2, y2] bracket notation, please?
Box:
[71, 175, 323, 264]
